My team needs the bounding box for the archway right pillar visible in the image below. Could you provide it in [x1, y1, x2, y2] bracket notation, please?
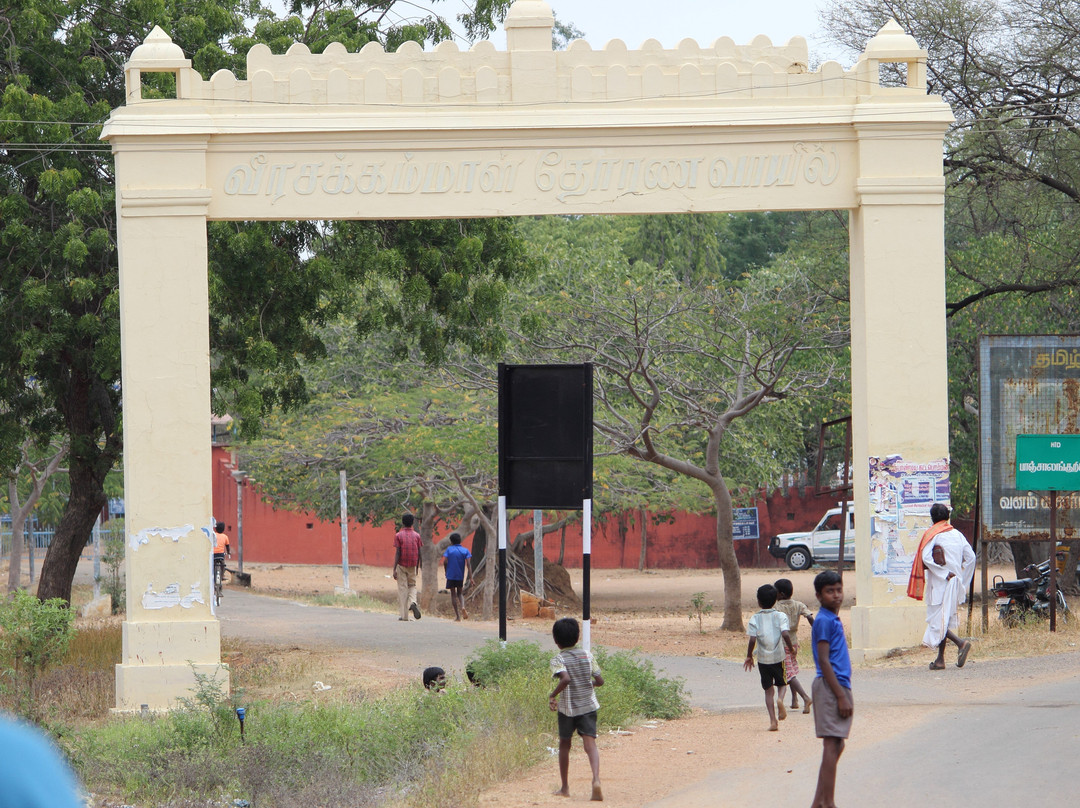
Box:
[848, 117, 951, 661]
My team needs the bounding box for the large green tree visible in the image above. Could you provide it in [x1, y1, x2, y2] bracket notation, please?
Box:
[0, 0, 525, 602]
[821, 0, 1080, 517]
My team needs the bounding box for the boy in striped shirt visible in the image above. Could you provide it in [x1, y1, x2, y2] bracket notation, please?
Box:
[549, 617, 604, 801]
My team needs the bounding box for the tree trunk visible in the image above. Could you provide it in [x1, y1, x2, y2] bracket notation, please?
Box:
[616, 511, 628, 567]
[471, 515, 488, 571]
[6, 477, 26, 592]
[483, 553, 495, 621]
[558, 523, 566, 566]
[1060, 540, 1080, 595]
[6, 442, 67, 593]
[6, 500, 26, 592]
[418, 501, 439, 611]
[1011, 541, 1049, 577]
[638, 507, 648, 571]
[712, 478, 742, 631]
[37, 367, 118, 604]
[37, 457, 107, 602]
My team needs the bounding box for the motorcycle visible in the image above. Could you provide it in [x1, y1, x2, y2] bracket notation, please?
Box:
[992, 559, 1070, 626]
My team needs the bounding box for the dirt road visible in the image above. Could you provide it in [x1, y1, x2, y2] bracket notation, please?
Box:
[216, 566, 1080, 807]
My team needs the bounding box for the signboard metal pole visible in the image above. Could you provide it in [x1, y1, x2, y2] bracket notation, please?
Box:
[583, 498, 592, 651]
[1050, 490, 1057, 632]
[835, 420, 852, 575]
[498, 495, 507, 643]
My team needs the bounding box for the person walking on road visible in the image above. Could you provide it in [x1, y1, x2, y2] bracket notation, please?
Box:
[549, 617, 604, 801]
[911, 503, 976, 669]
[442, 532, 472, 621]
[774, 577, 814, 713]
[743, 583, 796, 731]
[393, 513, 423, 621]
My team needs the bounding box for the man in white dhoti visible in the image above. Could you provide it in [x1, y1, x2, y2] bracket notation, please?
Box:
[920, 503, 976, 669]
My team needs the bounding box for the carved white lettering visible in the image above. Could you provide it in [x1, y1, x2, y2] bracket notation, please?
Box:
[294, 162, 323, 195]
[356, 163, 387, 194]
[267, 162, 295, 202]
[220, 143, 842, 202]
[224, 154, 267, 195]
[323, 155, 355, 195]
[535, 151, 559, 192]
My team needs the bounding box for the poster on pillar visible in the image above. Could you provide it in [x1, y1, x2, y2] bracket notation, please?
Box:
[868, 455, 950, 584]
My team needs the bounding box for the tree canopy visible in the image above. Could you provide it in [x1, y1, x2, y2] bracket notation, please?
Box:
[0, 0, 526, 601]
[822, 0, 1080, 513]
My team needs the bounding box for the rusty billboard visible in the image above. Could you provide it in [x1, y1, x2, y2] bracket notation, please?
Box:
[979, 335, 1080, 540]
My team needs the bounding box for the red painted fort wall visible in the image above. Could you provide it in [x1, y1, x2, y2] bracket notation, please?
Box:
[213, 446, 843, 570]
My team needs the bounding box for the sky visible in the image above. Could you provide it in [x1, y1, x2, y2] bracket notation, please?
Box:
[390, 1, 851, 65]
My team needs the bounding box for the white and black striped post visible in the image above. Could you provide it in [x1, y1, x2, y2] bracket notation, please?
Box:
[582, 498, 592, 650]
[498, 494, 508, 642]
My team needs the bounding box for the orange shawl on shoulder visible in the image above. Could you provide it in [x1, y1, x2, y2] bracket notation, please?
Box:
[907, 520, 952, 601]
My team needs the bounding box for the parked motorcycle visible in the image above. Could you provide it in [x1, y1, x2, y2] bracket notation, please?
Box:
[992, 559, 1070, 626]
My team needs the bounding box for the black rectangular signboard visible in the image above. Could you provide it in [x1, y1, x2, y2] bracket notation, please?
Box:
[498, 364, 593, 509]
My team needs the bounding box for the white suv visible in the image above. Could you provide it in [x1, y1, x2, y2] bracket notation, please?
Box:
[767, 504, 861, 570]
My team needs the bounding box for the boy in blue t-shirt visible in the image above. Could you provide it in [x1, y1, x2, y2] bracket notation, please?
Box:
[810, 569, 852, 808]
[441, 532, 472, 621]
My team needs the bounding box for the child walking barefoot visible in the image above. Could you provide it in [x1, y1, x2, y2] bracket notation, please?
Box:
[774, 577, 815, 713]
[549, 617, 604, 801]
[744, 584, 796, 731]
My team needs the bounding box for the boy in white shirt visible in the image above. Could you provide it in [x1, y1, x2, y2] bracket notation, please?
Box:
[744, 583, 796, 731]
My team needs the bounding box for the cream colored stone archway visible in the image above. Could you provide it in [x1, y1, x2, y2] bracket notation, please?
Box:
[102, 0, 953, 710]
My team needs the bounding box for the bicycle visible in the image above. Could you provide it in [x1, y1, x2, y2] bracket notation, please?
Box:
[213, 556, 225, 606]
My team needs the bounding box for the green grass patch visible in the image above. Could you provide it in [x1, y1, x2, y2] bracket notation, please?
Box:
[299, 591, 395, 612]
[63, 639, 687, 807]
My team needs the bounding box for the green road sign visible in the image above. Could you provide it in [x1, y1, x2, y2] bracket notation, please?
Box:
[1015, 434, 1080, 491]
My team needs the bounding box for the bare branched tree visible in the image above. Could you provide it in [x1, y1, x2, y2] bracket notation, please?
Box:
[515, 266, 845, 630]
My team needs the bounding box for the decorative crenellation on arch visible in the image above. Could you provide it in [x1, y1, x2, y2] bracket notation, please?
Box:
[124, 8, 927, 108]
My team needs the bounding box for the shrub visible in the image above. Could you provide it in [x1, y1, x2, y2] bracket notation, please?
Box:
[464, 639, 689, 724]
[463, 639, 550, 687]
[98, 521, 125, 614]
[0, 589, 76, 718]
[593, 647, 689, 721]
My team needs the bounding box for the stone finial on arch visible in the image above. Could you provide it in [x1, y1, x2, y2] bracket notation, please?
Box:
[124, 26, 192, 103]
[858, 18, 928, 91]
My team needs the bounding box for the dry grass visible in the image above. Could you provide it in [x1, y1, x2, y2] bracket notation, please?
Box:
[857, 595, 1080, 668]
[0, 617, 122, 722]
[222, 639, 402, 704]
[964, 600, 1080, 657]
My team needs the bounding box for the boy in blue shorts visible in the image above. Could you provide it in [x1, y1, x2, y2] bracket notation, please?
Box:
[441, 532, 472, 621]
[549, 617, 604, 801]
[810, 569, 853, 808]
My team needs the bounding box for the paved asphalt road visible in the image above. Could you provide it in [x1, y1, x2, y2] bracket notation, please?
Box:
[220, 590, 1080, 805]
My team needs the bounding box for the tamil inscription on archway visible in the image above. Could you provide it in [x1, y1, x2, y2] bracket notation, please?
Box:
[102, 0, 953, 709]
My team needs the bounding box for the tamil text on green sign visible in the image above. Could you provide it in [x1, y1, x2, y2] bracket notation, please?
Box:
[1015, 434, 1080, 491]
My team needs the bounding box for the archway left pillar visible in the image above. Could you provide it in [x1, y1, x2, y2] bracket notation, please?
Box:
[113, 138, 228, 711]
